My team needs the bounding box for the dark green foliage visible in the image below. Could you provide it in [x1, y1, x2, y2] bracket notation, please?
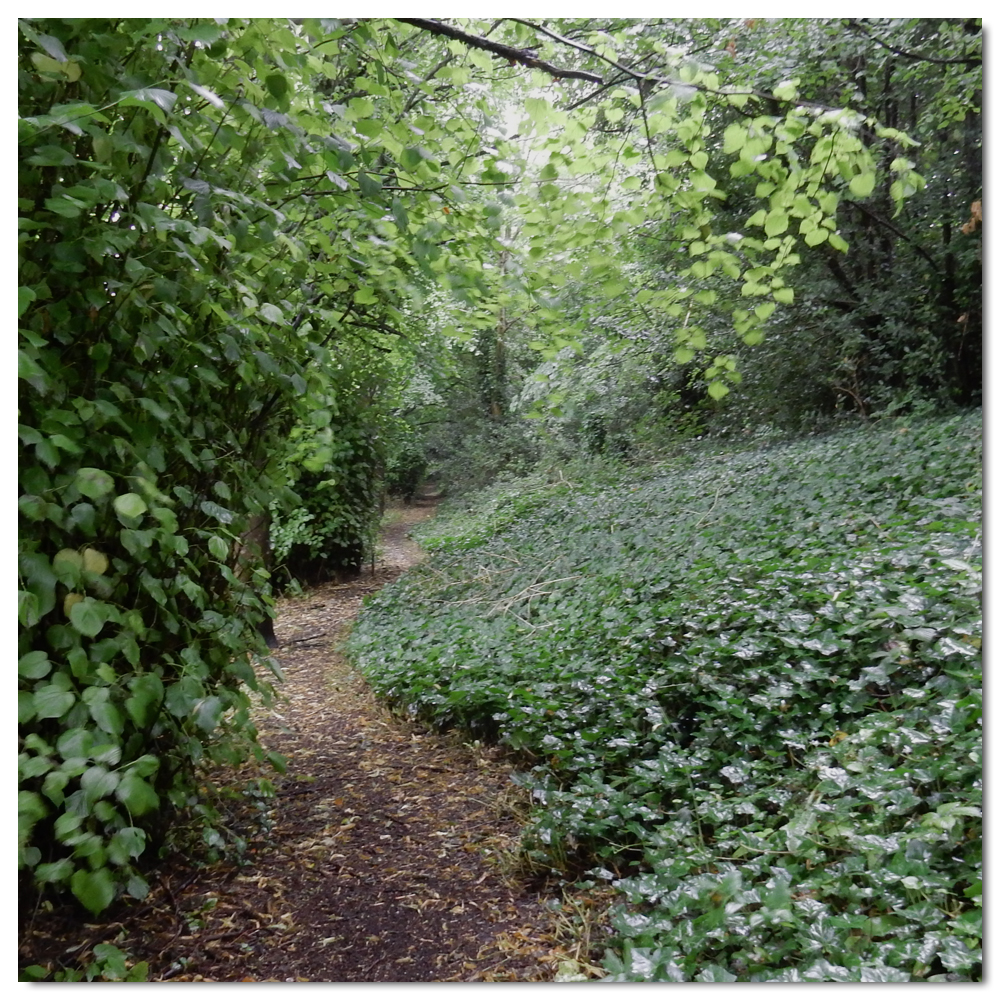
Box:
[511, 18, 981, 450]
[270, 383, 389, 589]
[701, 18, 982, 421]
[271, 467, 368, 587]
[348, 412, 981, 981]
[418, 341, 545, 495]
[385, 440, 428, 503]
[17, 16, 504, 917]
[18, 15, 980, 952]
[18, 19, 298, 914]
[22, 943, 149, 982]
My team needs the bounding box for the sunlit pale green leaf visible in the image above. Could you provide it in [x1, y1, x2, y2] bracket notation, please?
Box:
[849, 172, 876, 198]
[113, 493, 148, 520]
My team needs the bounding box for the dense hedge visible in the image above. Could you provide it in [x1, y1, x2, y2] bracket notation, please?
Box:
[17, 17, 455, 915]
[17, 20, 313, 914]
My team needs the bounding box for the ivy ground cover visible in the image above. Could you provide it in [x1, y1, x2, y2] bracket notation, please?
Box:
[347, 412, 982, 982]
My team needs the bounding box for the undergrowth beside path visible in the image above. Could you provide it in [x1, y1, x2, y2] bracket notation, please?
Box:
[348, 413, 983, 982]
[21, 502, 599, 982]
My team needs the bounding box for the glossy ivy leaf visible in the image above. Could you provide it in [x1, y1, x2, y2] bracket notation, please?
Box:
[696, 965, 738, 982]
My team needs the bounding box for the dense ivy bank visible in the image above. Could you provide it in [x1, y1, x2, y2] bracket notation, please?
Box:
[348, 412, 982, 982]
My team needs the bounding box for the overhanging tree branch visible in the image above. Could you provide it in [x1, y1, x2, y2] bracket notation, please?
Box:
[396, 18, 603, 83]
[845, 200, 939, 271]
[846, 19, 981, 67]
[402, 17, 845, 116]
[509, 18, 661, 87]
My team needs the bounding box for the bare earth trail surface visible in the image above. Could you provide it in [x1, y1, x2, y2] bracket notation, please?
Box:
[21, 495, 599, 982]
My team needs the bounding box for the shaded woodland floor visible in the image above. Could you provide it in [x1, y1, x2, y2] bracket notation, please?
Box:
[19, 497, 608, 982]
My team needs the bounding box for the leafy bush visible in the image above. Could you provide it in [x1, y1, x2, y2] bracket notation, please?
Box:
[384, 439, 428, 503]
[348, 411, 982, 981]
[426, 417, 543, 496]
[19, 14, 474, 920]
[18, 18, 301, 915]
[270, 404, 385, 589]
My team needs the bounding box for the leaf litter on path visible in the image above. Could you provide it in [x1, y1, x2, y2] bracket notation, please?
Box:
[20, 497, 609, 982]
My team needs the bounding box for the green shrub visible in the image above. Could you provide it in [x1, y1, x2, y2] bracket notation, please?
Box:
[271, 426, 383, 589]
[19, 19, 299, 915]
[22, 943, 149, 982]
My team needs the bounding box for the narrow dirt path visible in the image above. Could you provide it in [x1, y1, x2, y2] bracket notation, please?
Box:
[202, 497, 571, 982]
[21, 496, 604, 982]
